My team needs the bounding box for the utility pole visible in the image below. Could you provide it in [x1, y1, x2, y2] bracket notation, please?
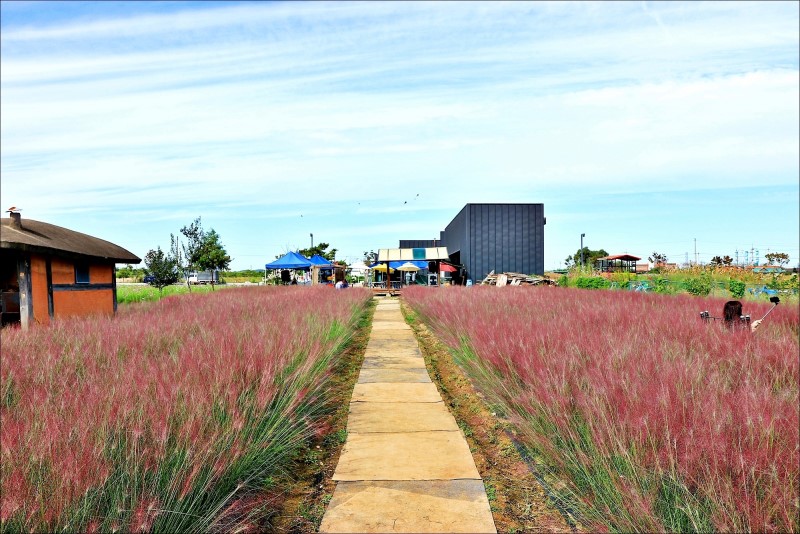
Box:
[310, 233, 314, 249]
[580, 233, 585, 268]
[694, 238, 697, 265]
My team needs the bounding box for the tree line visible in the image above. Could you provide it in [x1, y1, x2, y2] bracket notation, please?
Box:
[564, 248, 790, 270]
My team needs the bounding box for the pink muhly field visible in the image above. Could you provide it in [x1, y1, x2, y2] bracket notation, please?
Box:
[1, 286, 370, 533]
[404, 286, 799, 533]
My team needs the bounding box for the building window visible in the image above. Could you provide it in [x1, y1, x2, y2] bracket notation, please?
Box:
[75, 264, 90, 284]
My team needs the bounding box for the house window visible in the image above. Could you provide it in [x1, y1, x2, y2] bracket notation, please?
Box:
[75, 264, 90, 284]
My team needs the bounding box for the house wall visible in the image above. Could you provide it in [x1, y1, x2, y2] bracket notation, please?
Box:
[51, 257, 75, 284]
[443, 204, 469, 262]
[53, 259, 114, 319]
[30, 254, 49, 325]
[21, 255, 113, 322]
[441, 204, 545, 281]
[398, 240, 437, 248]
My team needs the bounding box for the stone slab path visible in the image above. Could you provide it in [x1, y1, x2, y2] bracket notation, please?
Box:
[319, 298, 497, 533]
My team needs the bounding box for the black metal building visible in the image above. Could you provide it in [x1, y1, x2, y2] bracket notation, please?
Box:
[401, 203, 545, 282]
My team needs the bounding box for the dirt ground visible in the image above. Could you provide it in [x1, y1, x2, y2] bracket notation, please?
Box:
[267, 302, 375, 532]
[269, 297, 574, 532]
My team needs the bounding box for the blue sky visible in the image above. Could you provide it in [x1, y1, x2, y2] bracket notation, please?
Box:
[2, 1, 798, 270]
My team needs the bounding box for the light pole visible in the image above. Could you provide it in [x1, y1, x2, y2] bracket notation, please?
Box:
[580, 233, 585, 268]
[310, 233, 314, 249]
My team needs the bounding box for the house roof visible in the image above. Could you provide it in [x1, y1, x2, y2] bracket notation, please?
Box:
[1, 216, 141, 263]
[378, 247, 449, 262]
[597, 254, 641, 261]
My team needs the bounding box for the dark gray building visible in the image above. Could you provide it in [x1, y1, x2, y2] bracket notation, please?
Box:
[400, 203, 545, 282]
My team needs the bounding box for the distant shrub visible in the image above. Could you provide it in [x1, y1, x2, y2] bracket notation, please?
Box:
[575, 277, 609, 290]
[558, 275, 569, 287]
[728, 279, 746, 298]
[610, 272, 637, 286]
[767, 274, 798, 290]
[684, 275, 712, 296]
[652, 278, 674, 294]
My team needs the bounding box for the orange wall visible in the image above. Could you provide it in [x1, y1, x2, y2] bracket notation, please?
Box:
[90, 264, 113, 284]
[42, 256, 116, 320]
[53, 289, 114, 318]
[51, 258, 74, 284]
[30, 254, 50, 326]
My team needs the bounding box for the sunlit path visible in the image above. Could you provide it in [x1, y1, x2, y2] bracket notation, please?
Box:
[319, 297, 496, 533]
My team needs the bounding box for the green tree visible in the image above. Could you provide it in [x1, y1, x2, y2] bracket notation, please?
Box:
[298, 242, 337, 261]
[565, 247, 608, 269]
[143, 247, 178, 296]
[116, 264, 135, 279]
[180, 217, 204, 292]
[170, 233, 188, 286]
[648, 252, 668, 265]
[364, 250, 377, 264]
[180, 217, 232, 290]
[764, 252, 790, 266]
[198, 229, 232, 287]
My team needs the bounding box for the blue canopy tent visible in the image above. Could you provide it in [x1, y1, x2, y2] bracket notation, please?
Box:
[266, 251, 313, 285]
[265, 251, 313, 270]
[308, 254, 333, 267]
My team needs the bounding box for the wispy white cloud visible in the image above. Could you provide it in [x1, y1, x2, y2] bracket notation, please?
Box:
[1, 1, 797, 267]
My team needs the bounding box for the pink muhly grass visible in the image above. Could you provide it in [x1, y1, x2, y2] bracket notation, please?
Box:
[1, 286, 370, 532]
[404, 286, 799, 532]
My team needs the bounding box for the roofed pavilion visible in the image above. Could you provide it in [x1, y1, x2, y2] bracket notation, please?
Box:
[595, 254, 641, 273]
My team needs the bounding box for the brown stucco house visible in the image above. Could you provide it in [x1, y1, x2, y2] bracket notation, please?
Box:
[1, 212, 141, 329]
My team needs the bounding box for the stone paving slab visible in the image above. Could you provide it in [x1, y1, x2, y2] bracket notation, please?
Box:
[370, 321, 411, 330]
[348, 402, 460, 433]
[361, 355, 427, 369]
[351, 382, 443, 403]
[319, 480, 495, 533]
[357, 367, 431, 383]
[363, 349, 422, 360]
[372, 312, 403, 320]
[365, 338, 420, 350]
[366, 333, 419, 343]
[332, 431, 481, 481]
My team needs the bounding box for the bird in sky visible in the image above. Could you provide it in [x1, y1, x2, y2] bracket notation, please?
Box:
[403, 201, 407, 204]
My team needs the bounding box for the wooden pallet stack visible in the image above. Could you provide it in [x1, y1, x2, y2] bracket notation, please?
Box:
[480, 270, 556, 287]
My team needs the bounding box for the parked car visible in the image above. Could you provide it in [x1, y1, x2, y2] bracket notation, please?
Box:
[143, 275, 155, 283]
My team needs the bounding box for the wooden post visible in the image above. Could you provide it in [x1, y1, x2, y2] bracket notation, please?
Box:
[17, 256, 33, 330]
[46, 258, 54, 319]
[112, 264, 118, 313]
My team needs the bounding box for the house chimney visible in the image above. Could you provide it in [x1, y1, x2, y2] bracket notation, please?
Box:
[10, 212, 22, 229]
